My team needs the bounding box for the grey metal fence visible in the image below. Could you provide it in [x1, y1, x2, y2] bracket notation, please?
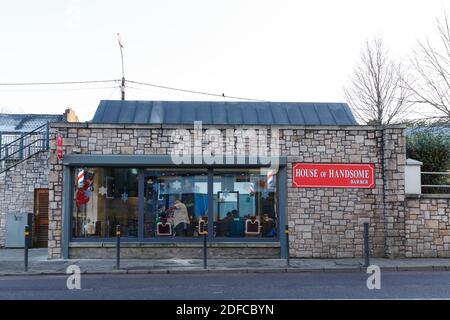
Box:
[0, 123, 49, 173]
[421, 172, 450, 193]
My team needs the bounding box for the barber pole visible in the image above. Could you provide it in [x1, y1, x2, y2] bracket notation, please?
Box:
[77, 169, 84, 188]
[248, 182, 255, 195]
[266, 171, 274, 189]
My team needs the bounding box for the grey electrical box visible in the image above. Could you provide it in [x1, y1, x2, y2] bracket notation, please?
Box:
[5, 213, 29, 248]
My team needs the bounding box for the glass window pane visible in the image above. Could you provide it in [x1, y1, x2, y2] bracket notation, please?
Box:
[71, 167, 278, 241]
[72, 167, 139, 238]
[213, 169, 277, 238]
[144, 170, 208, 237]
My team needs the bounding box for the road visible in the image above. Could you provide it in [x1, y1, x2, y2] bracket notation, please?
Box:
[0, 271, 450, 299]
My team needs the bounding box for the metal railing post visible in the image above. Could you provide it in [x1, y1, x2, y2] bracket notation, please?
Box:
[45, 122, 50, 151]
[363, 222, 370, 268]
[285, 225, 290, 268]
[18, 134, 24, 160]
[24, 225, 30, 272]
[116, 224, 121, 270]
[203, 232, 208, 269]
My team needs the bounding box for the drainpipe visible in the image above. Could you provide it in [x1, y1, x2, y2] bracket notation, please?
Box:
[380, 125, 389, 257]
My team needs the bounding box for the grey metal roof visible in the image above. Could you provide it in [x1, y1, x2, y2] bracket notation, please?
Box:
[0, 113, 64, 132]
[92, 100, 358, 126]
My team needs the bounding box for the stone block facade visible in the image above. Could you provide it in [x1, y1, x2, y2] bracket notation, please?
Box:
[2, 122, 448, 260]
[405, 195, 450, 257]
[69, 244, 280, 259]
[0, 151, 49, 247]
[285, 128, 405, 258]
[47, 123, 407, 259]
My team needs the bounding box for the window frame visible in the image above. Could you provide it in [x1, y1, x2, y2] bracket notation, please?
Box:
[64, 155, 286, 245]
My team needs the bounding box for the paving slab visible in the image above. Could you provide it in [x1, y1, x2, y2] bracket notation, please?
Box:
[2, 249, 450, 276]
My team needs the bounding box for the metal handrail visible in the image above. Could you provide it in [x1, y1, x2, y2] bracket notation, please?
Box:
[421, 171, 450, 189]
[422, 185, 450, 188]
[422, 172, 450, 175]
[0, 138, 46, 159]
[0, 123, 47, 151]
[0, 122, 50, 173]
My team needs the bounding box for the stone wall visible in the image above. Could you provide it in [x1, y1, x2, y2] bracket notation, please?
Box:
[405, 195, 450, 257]
[48, 123, 406, 259]
[285, 128, 405, 258]
[14, 123, 450, 261]
[0, 151, 49, 247]
[69, 244, 280, 259]
[381, 129, 406, 257]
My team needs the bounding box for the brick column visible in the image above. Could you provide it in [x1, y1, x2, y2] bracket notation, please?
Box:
[48, 128, 66, 259]
[382, 127, 406, 257]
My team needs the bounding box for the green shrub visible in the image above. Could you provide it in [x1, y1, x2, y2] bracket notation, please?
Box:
[406, 130, 450, 193]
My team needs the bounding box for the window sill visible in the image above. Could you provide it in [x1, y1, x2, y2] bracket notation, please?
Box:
[69, 242, 280, 248]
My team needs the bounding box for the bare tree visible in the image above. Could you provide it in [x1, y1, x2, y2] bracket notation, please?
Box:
[406, 14, 450, 118]
[344, 38, 413, 125]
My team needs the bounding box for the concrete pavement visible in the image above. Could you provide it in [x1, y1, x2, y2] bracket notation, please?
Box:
[2, 248, 450, 276]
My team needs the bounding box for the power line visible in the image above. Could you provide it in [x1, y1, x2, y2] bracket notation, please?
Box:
[0, 78, 268, 102]
[126, 80, 268, 102]
[0, 80, 120, 86]
[127, 85, 219, 100]
[0, 86, 120, 92]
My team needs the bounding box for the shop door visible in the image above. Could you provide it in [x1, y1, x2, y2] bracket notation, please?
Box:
[34, 189, 49, 248]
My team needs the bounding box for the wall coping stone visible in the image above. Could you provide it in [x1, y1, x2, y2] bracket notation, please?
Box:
[50, 122, 406, 131]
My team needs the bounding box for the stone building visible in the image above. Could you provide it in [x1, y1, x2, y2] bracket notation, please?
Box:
[0, 109, 78, 248]
[1, 101, 449, 259]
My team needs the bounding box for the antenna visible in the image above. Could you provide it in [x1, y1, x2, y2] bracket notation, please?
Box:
[117, 33, 125, 100]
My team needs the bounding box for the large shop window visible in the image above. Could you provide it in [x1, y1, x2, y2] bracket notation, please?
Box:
[71, 167, 278, 240]
[213, 169, 277, 238]
[143, 170, 208, 237]
[72, 167, 139, 238]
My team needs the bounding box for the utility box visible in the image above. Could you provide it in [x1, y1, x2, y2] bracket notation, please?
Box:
[5, 212, 31, 248]
[405, 158, 423, 195]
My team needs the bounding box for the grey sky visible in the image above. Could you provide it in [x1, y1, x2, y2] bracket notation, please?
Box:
[0, 0, 447, 121]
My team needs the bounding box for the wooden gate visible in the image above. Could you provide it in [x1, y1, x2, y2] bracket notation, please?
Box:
[34, 189, 49, 248]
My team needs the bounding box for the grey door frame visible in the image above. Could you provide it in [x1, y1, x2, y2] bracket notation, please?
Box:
[61, 155, 287, 259]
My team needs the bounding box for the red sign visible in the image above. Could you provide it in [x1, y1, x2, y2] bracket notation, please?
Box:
[56, 148, 64, 160]
[56, 134, 63, 147]
[292, 163, 375, 189]
[56, 133, 64, 160]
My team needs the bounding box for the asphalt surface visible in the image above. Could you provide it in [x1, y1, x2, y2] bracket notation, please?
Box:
[1, 271, 450, 299]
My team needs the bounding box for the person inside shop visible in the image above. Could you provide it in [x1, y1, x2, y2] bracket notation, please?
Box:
[228, 209, 245, 237]
[169, 199, 190, 236]
[262, 213, 276, 237]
